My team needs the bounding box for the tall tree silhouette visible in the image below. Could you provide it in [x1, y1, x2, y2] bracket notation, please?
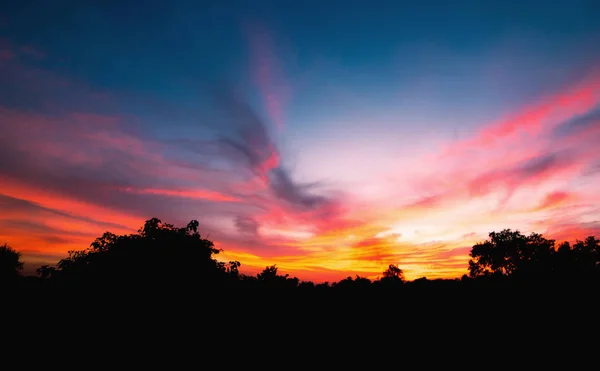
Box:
[382, 264, 405, 283]
[376, 264, 405, 291]
[0, 243, 24, 282]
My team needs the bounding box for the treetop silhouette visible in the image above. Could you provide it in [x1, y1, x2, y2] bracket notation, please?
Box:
[0, 243, 23, 282]
[2, 218, 600, 293]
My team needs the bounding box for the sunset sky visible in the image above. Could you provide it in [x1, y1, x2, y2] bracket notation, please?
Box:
[1, 1, 600, 281]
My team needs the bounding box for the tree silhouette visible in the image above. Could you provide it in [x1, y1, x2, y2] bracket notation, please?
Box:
[226, 261, 241, 277]
[256, 265, 299, 288]
[0, 243, 24, 282]
[468, 229, 555, 279]
[377, 264, 405, 291]
[50, 218, 226, 288]
[3, 218, 600, 298]
[36, 265, 57, 279]
[382, 264, 405, 282]
[298, 281, 315, 290]
[573, 236, 600, 270]
[257, 265, 280, 281]
[333, 275, 372, 290]
[555, 236, 600, 279]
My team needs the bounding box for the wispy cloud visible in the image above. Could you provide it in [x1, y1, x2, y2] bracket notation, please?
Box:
[245, 22, 290, 129]
[120, 187, 241, 203]
[1, 34, 600, 282]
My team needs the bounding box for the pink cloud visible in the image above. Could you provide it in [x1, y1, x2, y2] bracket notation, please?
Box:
[217, 65, 600, 281]
[445, 74, 600, 155]
[534, 191, 577, 211]
[246, 23, 290, 129]
[120, 187, 241, 203]
[545, 222, 600, 243]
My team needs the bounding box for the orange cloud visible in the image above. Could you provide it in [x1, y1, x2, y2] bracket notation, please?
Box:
[545, 222, 600, 244]
[0, 177, 142, 229]
[534, 191, 577, 211]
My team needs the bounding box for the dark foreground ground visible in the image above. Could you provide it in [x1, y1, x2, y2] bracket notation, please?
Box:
[4, 281, 598, 365]
[6, 278, 598, 321]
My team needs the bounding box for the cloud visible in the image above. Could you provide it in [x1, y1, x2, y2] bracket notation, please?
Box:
[245, 22, 290, 129]
[206, 84, 342, 215]
[120, 187, 241, 203]
[210, 85, 281, 181]
[552, 106, 600, 138]
[0, 219, 94, 242]
[268, 168, 329, 209]
[234, 216, 259, 236]
[2, 33, 600, 283]
[0, 194, 129, 231]
[0, 104, 255, 219]
[467, 152, 577, 197]
[546, 221, 600, 242]
[534, 191, 576, 211]
[0, 56, 349, 278]
[447, 75, 600, 153]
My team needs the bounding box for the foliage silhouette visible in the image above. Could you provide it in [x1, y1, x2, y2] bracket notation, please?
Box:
[0, 243, 23, 283]
[45, 218, 228, 291]
[468, 229, 600, 286]
[381, 264, 405, 283]
[2, 218, 600, 299]
[253, 264, 299, 289]
[468, 229, 555, 277]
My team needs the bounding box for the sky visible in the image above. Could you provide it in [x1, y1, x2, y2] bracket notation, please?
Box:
[1, 0, 600, 281]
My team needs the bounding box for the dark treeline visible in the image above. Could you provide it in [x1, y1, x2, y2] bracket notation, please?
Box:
[3, 217, 600, 297]
[5, 216, 600, 343]
[5, 217, 596, 359]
